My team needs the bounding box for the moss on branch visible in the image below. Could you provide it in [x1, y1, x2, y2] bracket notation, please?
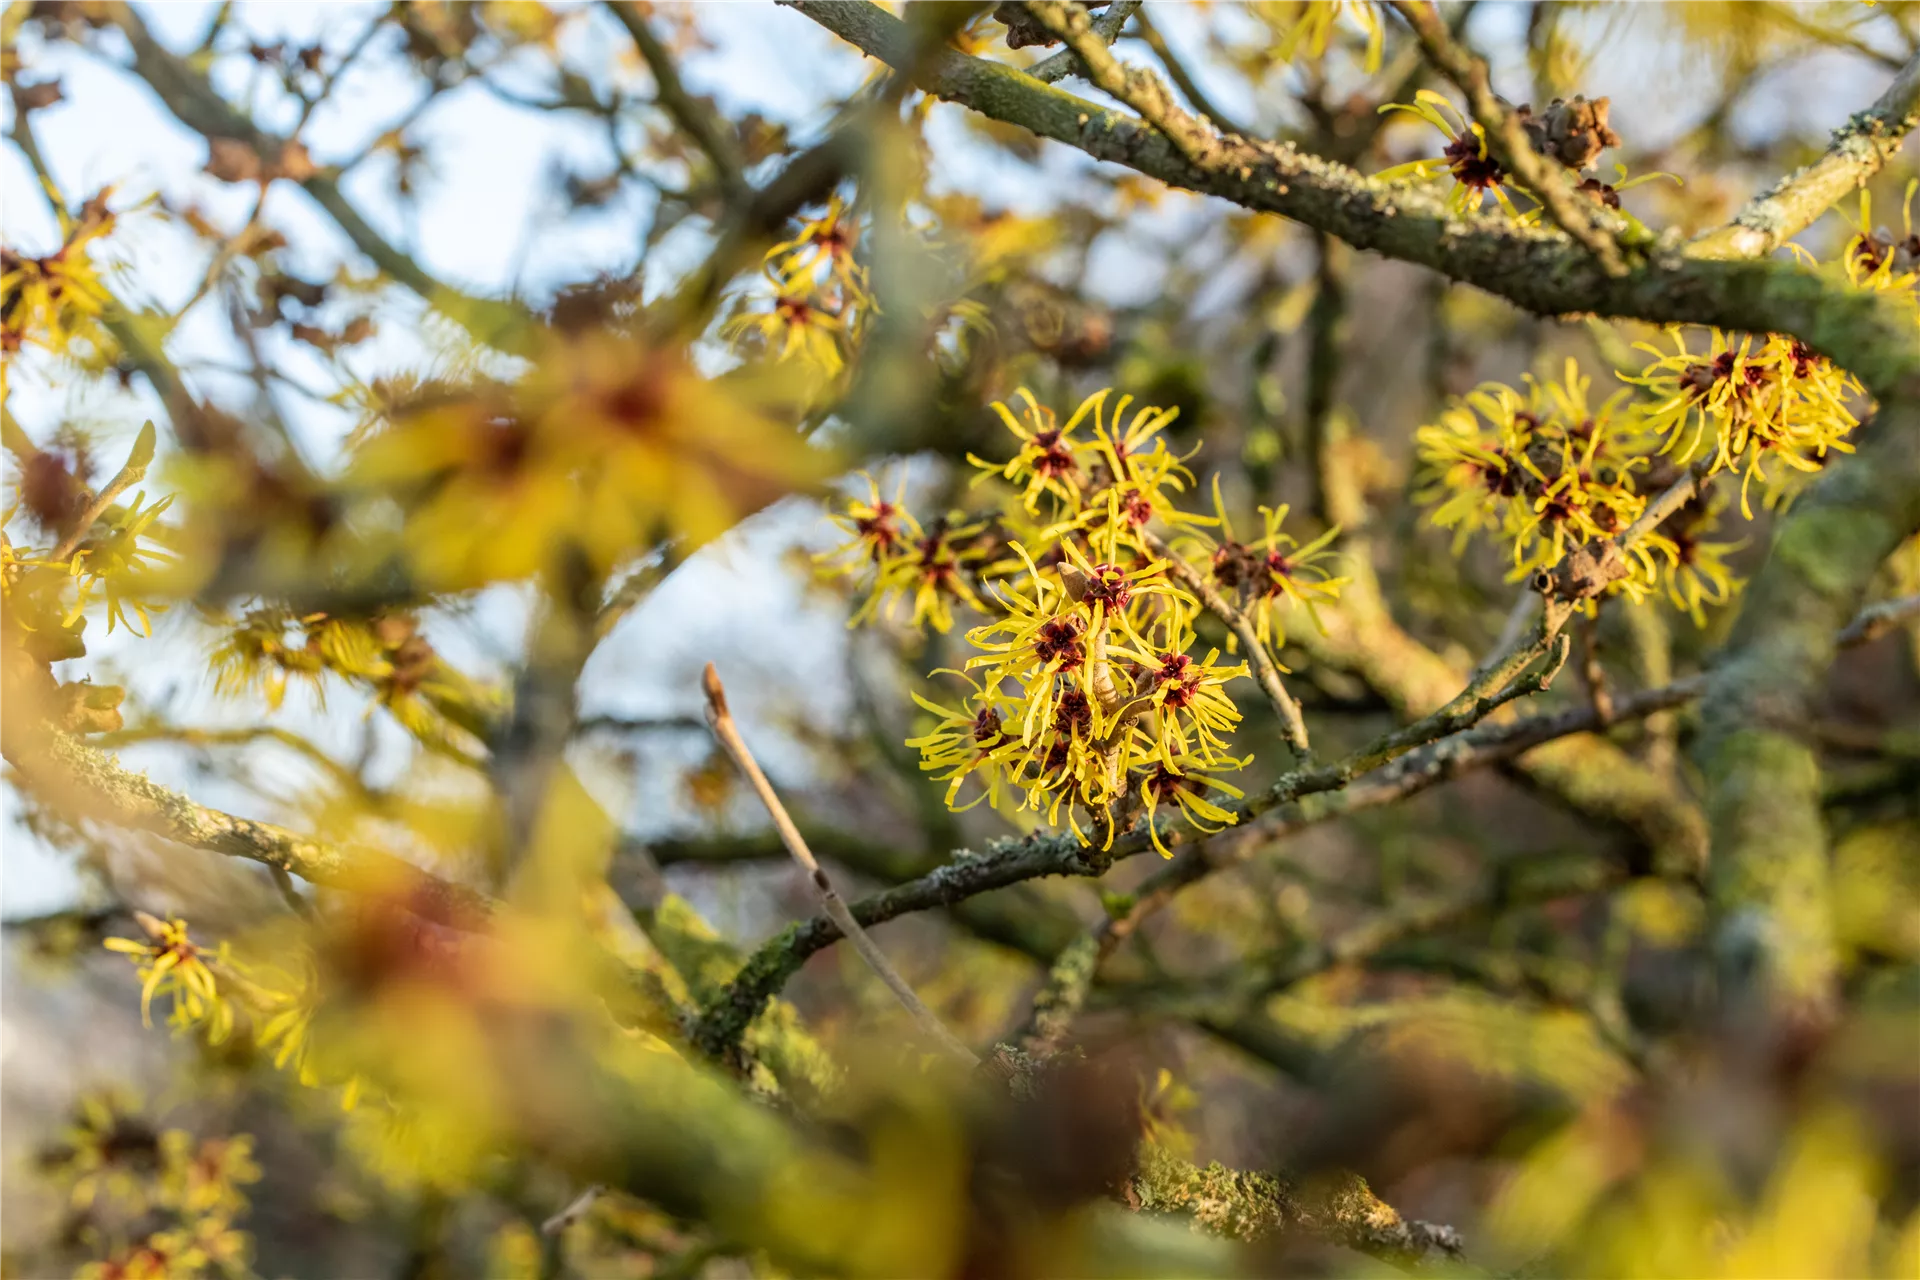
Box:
[1130, 1144, 1463, 1265]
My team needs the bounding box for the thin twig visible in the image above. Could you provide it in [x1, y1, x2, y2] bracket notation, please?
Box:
[1619, 462, 1712, 549]
[541, 1185, 605, 1236]
[1836, 592, 1920, 647]
[1481, 591, 1538, 675]
[1026, 0, 1141, 84]
[1143, 531, 1311, 757]
[699, 663, 977, 1065]
[50, 422, 157, 563]
[1580, 614, 1615, 727]
[604, 0, 746, 196]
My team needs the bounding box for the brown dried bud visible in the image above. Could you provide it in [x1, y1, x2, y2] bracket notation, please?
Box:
[1543, 539, 1630, 601]
[20, 451, 89, 533]
[1577, 177, 1621, 209]
[1516, 96, 1621, 171]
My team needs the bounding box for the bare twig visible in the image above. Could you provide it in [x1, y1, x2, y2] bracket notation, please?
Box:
[6, 731, 496, 930]
[1580, 615, 1615, 727]
[1143, 531, 1311, 757]
[1482, 591, 1539, 674]
[1620, 462, 1713, 549]
[699, 664, 977, 1065]
[1026, 0, 1141, 85]
[542, 1185, 606, 1236]
[1836, 592, 1920, 647]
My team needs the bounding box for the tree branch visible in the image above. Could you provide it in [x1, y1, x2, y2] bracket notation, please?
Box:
[5, 731, 496, 930]
[603, 0, 746, 196]
[700, 663, 977, 1065]
[1689, 48, 1920, 261]
[1024, 0, 1141, 85]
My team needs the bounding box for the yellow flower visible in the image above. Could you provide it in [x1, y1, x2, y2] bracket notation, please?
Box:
[722, 283, 847, 374]
[1619, 329, 1862, 517]
[905, 671, 1024, 812]
[1195, 481, 1346, 649]
[766, 194, 871, 308]
[352, 328, 830, 586]
[1048, 392, 1212, 560]
[104, 913, 235, 1041]
[44, 1090, 163, 1214]
[529, 328, 830, 550]
[1, 190, 118, 358]
[1841, 182, 1919, 294]
[861, 515, 990, 633]
[350, 390, 582, 586]
[971, 387, 1100, 514]
[965, 544, 1096, 745]
[815, 471, 920, 581]
[66, 490, 176, 636]
[1107, 615, 1249, 769]
[1377, 91, 1520, 216]
[1628, 491, 1745, 627]
[1135, 751, 1249, 859]
[158, 1130, 261, 1219]
[1264, 0, 1383, 73]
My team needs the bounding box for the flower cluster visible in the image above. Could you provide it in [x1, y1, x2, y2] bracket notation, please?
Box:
[1, 188, 118, 360]
[1620, 329, 1862, 517]
[826, 388, 1345, 855]
[41, 1091, 261, 1280]
[205, 607, 496, 760]
[723, 195, 871, 377]
[1416, 360, 1649, 579]
[1414, 320, 1868, 620]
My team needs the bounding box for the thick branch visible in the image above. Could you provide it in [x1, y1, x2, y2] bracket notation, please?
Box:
[1130, 1145, 1462, 1266]
[689, 664, 1701, 1057]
